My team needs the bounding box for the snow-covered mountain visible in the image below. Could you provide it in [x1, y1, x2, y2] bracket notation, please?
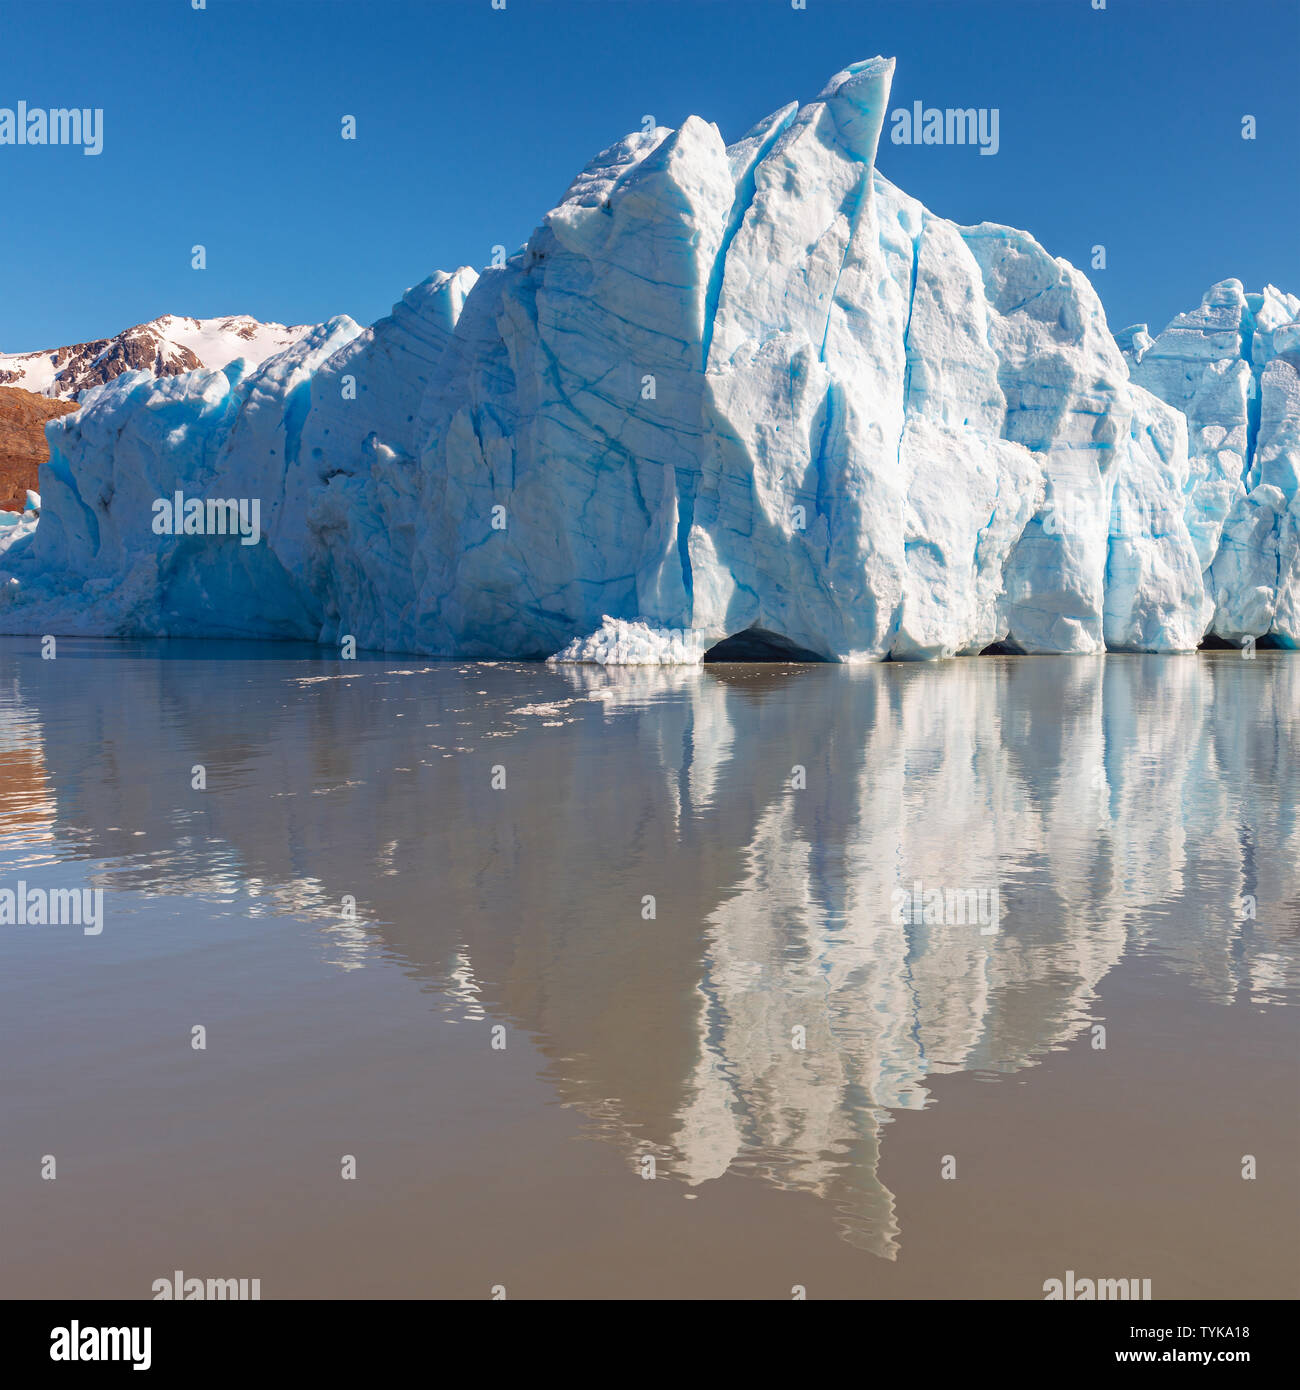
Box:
[0, 314, 311, 400]
[1, 57, 1296, 657]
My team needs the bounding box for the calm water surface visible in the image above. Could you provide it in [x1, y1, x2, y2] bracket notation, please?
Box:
[0, 639, 1296, 1298]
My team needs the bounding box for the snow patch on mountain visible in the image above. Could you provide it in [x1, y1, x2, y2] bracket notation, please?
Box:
[0, 314, 312, 400]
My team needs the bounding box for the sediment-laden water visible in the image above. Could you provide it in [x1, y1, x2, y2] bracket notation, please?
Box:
[0, 640, 1295, 1298]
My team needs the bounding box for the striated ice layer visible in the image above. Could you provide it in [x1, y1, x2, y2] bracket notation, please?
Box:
[1, 59, 1295, 659]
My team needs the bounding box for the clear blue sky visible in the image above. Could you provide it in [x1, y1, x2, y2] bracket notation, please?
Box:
[1, 0, 1296, 352]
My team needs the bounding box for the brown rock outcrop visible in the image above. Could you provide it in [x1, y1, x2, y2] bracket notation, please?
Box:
[0, 387, 79, 511]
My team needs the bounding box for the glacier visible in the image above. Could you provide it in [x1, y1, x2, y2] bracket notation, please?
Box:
[1, 56, 1296, 660]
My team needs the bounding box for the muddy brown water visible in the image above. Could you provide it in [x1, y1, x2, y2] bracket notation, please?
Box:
[0, 640, 1295, 1298]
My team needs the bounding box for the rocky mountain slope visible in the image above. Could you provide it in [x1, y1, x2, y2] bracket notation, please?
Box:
[0, 314, 310, 400]
[0, 388, 77, 511]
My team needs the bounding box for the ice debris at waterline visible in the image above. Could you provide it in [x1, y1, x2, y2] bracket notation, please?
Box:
[2, 58, 1297, 661]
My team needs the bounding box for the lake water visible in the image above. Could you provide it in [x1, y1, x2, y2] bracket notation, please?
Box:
[0, 639, 1296, 1299]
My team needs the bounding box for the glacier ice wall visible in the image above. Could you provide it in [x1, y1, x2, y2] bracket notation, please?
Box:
[2, 58, 1296, 659]
[1119, 281, 1300, 646]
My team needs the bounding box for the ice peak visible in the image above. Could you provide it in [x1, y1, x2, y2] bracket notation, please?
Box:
[817, 55, 895, 164]
[1203, 278, 1246, 309]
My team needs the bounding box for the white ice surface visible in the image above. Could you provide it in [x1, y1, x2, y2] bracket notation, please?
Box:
[1, 60, 1295, 656]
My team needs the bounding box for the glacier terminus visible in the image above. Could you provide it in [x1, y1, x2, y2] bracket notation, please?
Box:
[2, 58, 1297, 662]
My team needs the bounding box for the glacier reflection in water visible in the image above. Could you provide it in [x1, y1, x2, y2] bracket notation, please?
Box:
[0, 643, 1295, 1266]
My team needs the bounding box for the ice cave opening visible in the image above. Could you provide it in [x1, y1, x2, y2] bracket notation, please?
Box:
[702, 627, 830, 663]
[1198, 633, 1286, 651]
[979, 641, 1025, 656]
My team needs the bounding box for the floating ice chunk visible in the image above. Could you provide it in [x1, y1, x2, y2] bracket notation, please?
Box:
[549, 616, 711, 665]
